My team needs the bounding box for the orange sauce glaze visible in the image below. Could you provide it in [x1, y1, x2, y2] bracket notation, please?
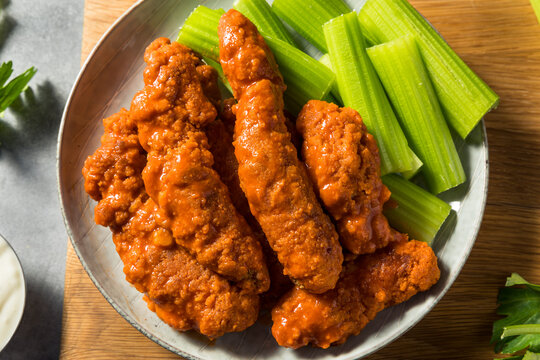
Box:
[271, 240, 440, 349]
[130, 38, 269, 293]
[82, 38, 278, 338]
[218, 9, 343, 294]
[297, 100, 407, 255]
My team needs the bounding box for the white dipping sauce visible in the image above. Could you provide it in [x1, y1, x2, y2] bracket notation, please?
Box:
[0, 236, 25, 351]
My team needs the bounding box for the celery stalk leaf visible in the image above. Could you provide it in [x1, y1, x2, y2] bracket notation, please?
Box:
[502, 325, 540, 339]
[492, 274, 540, 356]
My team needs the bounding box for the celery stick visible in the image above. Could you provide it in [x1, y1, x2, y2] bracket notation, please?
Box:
[324, 12, 414, 175]
[177, 6, 335, 114]
[382, 174, 451, 245]
[233, 0, 297, 46]
[532, 0, 540, 24]
[359, 0, 499, 139]
[401, 149, 423, 180]
[177, 6, 224, 60]
[318, 53, 332, 69]
[368, 35, 465, 194]
[265, 36, 335, 113]
[318, 53, 343, 104]
[272, 0, 351, 52]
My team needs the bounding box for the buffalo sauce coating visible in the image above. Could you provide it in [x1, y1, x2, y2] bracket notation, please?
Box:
[207, 101, 293, 308]
[297, 100, 407, 255]
[271, 240, 440, 349]
[218, 9, 343, 294]
[130, 38, 269, 293]
[83, 109, 147, 229]
[82, 109, 259, 338]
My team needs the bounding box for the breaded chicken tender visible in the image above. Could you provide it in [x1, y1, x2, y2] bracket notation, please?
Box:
[83, 109, 147, 229]
[297, 100, 407, 255]
[218, 10, 343, 294]
[130, 38, 269, 293]
[207, 103, 293, 307]
[83, 109, 259, 338]
[271, 240, 440, 349]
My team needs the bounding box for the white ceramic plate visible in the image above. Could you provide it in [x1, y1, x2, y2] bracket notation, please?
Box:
[57, 1, 489, 359]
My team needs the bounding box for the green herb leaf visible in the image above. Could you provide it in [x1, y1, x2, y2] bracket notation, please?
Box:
[0, 64, 36, 113]
[0, 61, 14, 88]
[523, 351, 540, 360]
[492, 274, 540, 355]
[506, 273, 540, 291]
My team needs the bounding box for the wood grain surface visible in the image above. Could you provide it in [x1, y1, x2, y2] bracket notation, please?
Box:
[60, 0, 540, 359]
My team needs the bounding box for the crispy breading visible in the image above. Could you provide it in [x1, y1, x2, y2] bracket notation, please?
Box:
[206, 107, 293, 308]
[130, 38, 269, 293]
[218, 10, 343, 294]
[82, 109, 260, 338]
[82, 109, 147, 229]
[271, 240, 440, 348]
[297, 100, 407, 254]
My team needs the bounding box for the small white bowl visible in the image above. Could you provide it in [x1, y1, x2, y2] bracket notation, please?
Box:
[0, 234, 26, 353]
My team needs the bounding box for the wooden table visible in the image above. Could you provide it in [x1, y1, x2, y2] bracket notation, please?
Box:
[60, 0, 540, 359]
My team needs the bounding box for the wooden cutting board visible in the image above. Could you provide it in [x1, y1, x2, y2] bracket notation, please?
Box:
[60, 0, 540, 359]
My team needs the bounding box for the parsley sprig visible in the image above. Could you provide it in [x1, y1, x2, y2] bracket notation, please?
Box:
[493, 273, 540, 360]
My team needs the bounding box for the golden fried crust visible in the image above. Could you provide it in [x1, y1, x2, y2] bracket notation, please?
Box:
[196, 62, 222, 109]
[82, 109, 148, 230]
[206, 110, 293, 308]
[133, 38, 216, 150]
[219, 10, 343, 294]
[118, 199, 260, 338]
[220, 98, 238, 136]
[82, 108, 260, 338]
[206, 118, 252, 224]
[218, 10, 284, 99]
[297, 100, 407, 255]
[271, 240, 440, 349]
[130, 38, 269, 293]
